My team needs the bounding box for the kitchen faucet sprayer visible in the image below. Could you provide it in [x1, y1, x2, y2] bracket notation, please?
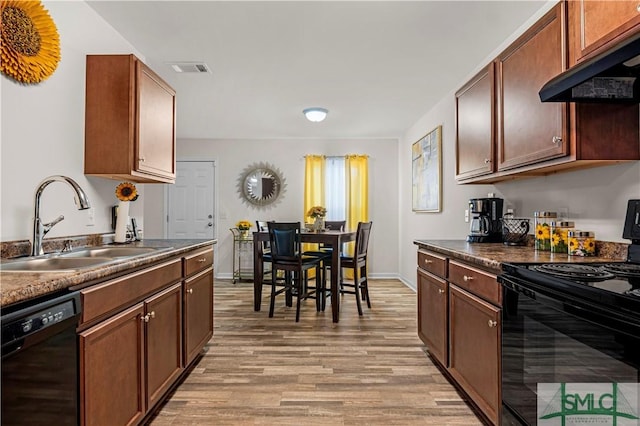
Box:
[31, 175, 91, 256]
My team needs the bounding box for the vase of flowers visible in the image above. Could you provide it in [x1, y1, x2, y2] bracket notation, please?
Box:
[114, 182, 138, 243]
[307, 206, 327, 232]
[236, 220, 252, 239]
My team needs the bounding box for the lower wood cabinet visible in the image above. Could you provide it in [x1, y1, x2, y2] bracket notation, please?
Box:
[184, 268, 214, 365]
[79, 304, 146, 426]
[78, 244, 214, 426]
[145, 284, 183, 409]
[448, 284, 501, 425]
[416, 248, 501, 425]
[79, 283, 183, 426]
[417, 268, 448, 366]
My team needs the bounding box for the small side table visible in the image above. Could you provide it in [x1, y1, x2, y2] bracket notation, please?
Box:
[230, 228, 253, 283]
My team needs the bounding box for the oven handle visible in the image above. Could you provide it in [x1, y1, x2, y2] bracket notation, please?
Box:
[500, 275, 640, 337]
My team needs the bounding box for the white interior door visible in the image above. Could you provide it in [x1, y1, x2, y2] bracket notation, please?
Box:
[167, 161, 215, 239]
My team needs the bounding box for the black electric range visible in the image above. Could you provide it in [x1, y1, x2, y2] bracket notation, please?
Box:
[501, 199, 640, 317]
[498, 200, 640, 426]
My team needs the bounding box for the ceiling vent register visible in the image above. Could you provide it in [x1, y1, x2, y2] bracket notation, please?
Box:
[168, 62, 211, 73]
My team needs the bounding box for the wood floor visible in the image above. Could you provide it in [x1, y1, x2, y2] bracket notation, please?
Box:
[148, 278, 483, 425]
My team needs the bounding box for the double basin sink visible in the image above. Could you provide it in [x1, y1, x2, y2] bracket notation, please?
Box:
[1, 246, 174, 272]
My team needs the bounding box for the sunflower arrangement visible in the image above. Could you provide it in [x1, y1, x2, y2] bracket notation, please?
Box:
[307, 206, 327, 219]
[236, 220, 252, 231]
[115, 182, 138, 202]
[1, 0, 61, 84]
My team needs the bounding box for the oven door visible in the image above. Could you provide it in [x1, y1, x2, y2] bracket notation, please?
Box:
[500, 275, 640, 426]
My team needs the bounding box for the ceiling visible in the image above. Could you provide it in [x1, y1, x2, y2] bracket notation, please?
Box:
[87, 1, 548, 140]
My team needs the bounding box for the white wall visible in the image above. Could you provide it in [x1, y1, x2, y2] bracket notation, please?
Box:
[144, 138, 399, 278]
[397, 3, 640, 289]
[1, 1, 145, 243]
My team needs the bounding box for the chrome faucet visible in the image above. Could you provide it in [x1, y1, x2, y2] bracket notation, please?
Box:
[31, 175, 91, 256]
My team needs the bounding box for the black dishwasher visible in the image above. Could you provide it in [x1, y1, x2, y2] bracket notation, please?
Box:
[1, 290, 82, 425]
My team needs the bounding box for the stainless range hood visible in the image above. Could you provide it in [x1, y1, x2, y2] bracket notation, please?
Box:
[539, 32, 640, 103]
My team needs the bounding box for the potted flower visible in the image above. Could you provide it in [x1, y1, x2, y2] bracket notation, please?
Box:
[307, 206, 327, 231]
[114, 182, 138, 243]
[236, 220, 252, 238]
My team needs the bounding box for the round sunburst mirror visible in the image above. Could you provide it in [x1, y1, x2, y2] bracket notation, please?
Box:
[237, 162, 286, 209]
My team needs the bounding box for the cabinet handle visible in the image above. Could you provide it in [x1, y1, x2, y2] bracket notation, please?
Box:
[438, 289, 445, 294]
[187, 288, 194, 294]
[142, 313, 150, 323]
[197, 258, 207, 263]
[463, 275, 475, 282]
[484, 158, 491, 164]
[423, 259, 433, 264]
[149, 311, 155, 319]
[488, 320, 497, 328]
[552, 136, 562, 145]
[637, 3, 640, 12]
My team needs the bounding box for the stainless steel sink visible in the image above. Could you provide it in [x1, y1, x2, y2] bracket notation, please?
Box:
[1, 256, 116, 272]
[60, 246, 171, 258]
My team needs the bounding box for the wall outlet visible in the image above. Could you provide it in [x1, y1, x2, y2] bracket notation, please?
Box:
[464, 209, 469, 223]
[87, 207, 95, 226]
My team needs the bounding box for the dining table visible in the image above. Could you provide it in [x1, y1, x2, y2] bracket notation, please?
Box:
[252, 229, 356, 323]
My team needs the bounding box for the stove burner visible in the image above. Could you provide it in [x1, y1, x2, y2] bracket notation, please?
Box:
[533, 264, 615, 282]
[600, 263, 640, 278]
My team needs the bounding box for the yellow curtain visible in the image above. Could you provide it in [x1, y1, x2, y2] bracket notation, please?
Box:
[344, 154, 369, 277]
[303, 155, 325, 223]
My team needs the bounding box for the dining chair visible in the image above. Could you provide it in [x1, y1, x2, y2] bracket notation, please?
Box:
[268, 222, 325, 322]
[302, 220, 346, 310]
[340, 221, 373, 316]
[255, 220, 274, 288]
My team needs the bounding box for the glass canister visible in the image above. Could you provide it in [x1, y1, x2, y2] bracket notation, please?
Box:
[534, 211, 557, 251]
[568, 230, 596, 256]
[550, 220, 575, 254]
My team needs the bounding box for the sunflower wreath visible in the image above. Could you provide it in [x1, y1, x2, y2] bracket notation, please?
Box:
[0, 0, 60, 84]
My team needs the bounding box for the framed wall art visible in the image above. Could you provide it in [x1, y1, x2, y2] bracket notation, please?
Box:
[412, 125, 442, 212]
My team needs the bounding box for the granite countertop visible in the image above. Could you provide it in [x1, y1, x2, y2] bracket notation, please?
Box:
[413, 239, 627, 274]
[0, 239, 216, 308]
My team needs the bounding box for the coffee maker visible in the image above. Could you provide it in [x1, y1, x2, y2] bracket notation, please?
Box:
[467, 197, 504, 243]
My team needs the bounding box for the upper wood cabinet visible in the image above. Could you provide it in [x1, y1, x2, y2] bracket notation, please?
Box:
[496, 5, 567, 171]
[455, 63, 495, 180]
[85, 54, 176, 184]
[568, 0, 640, 64]
[455, 2, 639, 184]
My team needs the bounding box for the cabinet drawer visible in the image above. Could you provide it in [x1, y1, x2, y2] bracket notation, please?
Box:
[448, 260, 500, 306]
[184, 247, 214, 277]
[417, 250, 447, 278]
[81, 258, 182, 325]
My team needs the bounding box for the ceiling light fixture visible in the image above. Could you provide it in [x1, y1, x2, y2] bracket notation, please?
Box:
[303, 107, 328, 122]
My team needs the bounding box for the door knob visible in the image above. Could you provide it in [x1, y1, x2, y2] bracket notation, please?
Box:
[208, 214, 213, 219]
[208, 222, 213, 227]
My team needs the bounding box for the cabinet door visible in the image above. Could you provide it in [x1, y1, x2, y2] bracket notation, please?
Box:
[145, 283, 183, 409]
[136, 61, 176, 180]
[455, 63, 495, 181]
[79, 304, 146, 426]
[496, 3, 567, 171]
[449, 285, 500, 425]
[570, 0, 640, 62]
[184, 268, 214, 365]
[417, 268, 448, 366]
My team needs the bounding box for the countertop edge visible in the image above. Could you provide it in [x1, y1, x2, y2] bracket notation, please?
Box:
[0, 239, 217, 308]
[413, 239, 627, 275]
